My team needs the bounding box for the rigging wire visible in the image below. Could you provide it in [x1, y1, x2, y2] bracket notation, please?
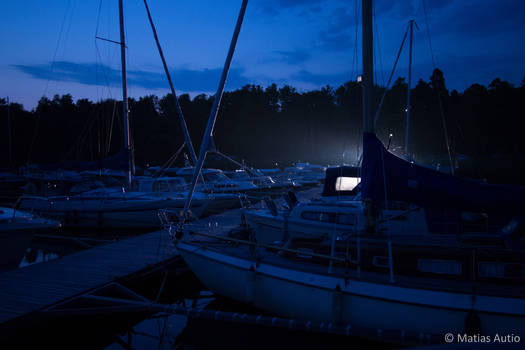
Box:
[43, 0, 72, 97]
[422, 0, 454, 173]
[28, 0, 74, 164]
[372, 5, 385, 87]
[353, 0, 360, 80]
[341, 0, 361, 167]
[373, 22, 410, 127]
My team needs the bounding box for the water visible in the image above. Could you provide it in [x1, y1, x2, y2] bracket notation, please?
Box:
[99, 292, 382, 350]
[18, 248, 60, 268]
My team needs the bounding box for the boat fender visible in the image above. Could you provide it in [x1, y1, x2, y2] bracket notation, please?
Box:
[465, 310, 481, 335]
[332, 284, 344, 322]
[240, 212, 247, 227]
[264, 197, 278, 216]
[174, 229, 184, 240]
[284, 191, 298, 210]
[245, 265, 256, 304]
[23, 182, 38, 195]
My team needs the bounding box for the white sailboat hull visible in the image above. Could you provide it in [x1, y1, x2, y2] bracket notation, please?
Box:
[177, 242, 525, 337]
[20, 195, 207, 229]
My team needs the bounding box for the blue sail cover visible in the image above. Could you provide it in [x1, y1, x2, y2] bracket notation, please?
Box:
[37, 148, 130, 172]
[361, 132, 525, 216]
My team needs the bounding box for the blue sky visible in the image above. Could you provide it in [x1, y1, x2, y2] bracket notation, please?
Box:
[1, 0, 524, 110]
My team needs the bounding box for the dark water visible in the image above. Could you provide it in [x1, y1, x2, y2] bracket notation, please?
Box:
[101, 290, 383, 350]
[6, 262, 386, 349]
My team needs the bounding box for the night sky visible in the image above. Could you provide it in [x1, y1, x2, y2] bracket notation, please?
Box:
[1, 0, 524, 110]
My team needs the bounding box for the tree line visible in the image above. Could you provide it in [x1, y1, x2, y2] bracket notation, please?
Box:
[1, 69, 525, 183]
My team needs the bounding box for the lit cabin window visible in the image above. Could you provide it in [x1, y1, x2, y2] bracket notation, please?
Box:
[478, 262, 524, 279]
[335, 177, 360, 191]
[417, 259, 462, 275]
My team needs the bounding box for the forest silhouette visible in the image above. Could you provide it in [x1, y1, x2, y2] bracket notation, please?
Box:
[2, 68, 525, 184]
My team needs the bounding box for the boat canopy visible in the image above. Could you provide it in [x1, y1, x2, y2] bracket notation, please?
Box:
[361, 132, 525, 215]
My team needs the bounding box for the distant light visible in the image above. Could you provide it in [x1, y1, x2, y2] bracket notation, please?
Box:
[357, 75, 362, 82]
[389, 133, 393, 138]
[404, 108, 408, 112]
[335, 176, 360, 191]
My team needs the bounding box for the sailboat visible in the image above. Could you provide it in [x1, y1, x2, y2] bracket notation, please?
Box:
[172, 0, 525, 343]
[18, 0, 212, 229]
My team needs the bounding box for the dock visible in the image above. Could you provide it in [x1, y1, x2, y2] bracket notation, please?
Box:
[0, 208, 243, 334]
[0, 187, 320, 343]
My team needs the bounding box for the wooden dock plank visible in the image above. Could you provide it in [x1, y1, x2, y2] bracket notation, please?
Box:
[0, 227, 177, 324]
[0, 207, 240, 326]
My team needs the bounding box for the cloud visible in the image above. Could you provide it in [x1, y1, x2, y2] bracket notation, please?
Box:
[291, 69, 351, 86]
[375, 0, 453, 19]
[267, 49, 312, 64]
[13, 61, 252, 92]
[314, 6, 358, 51]
[432, 0, 525, 38]
[256, 0, 326, 16]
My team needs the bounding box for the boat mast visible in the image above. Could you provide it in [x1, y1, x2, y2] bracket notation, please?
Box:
[405, 19, 414, 159]
[7, 96, 12, 168]
[362, 0, 376, 233]
[142, 0, 198, 165]
[179, 0, 248, 223]
[118, 0, 132, 187]
[361, 0, 374, 134]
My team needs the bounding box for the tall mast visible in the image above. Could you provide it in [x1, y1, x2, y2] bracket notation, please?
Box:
[405, 19, 414, 159]
[180, 0, 248, 223]
[7, 96, 12, 168]
[362, 0, 376, 233]
[118, 0, 132, 187]
[361, 0, 374, 134]
[143, 0, 198, 165]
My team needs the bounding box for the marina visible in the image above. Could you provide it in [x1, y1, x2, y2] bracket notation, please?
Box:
[1, 0, 525, 348]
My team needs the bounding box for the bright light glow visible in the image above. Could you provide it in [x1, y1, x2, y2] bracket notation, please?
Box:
[335, 176, 360, 191]
[357, 75, 362, 82]
[389, 133, 393, 137]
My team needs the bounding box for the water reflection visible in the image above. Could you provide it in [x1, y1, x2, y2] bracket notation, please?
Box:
[19, 248, 60, 268]
[104, 293, 214, 350]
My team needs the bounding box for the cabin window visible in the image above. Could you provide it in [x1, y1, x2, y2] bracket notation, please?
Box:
[417, 259, 462, 275]
[204, 173, 222, 182]
[319, 212, 336, 223]
[385, 201, 409, 211]
[337, 214, 356, 225]
[180, 174, 193, 182]
[153, 182, 169, 192]
[478, 262, 524, 279]
[301, 211, 336, 223]
[372, 256, 390, 268]
[335, 176, 360, 191]
[301, 211, 319, 221]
